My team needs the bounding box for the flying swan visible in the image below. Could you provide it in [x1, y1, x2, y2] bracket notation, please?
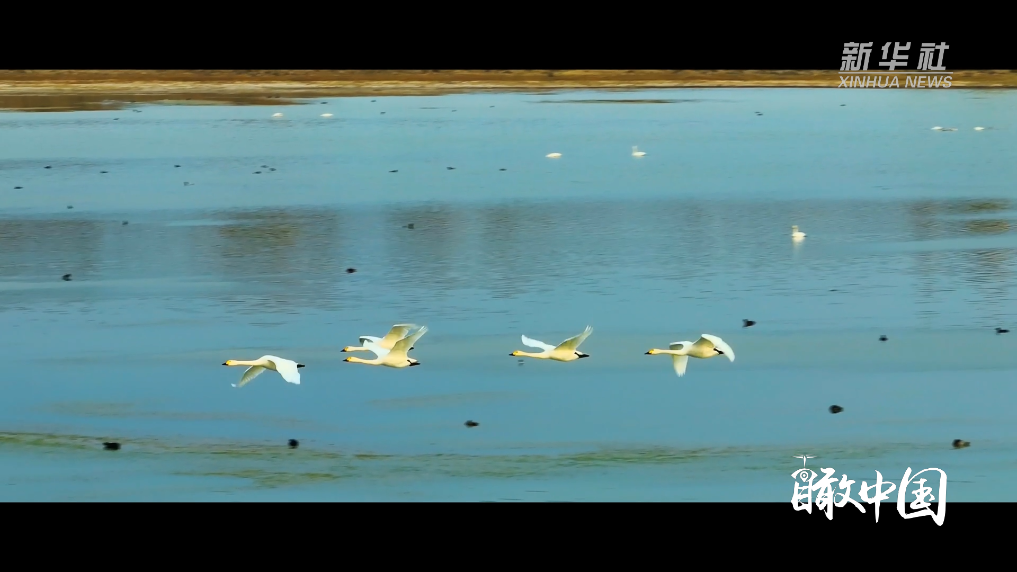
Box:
[343, 326, 427, 368]
[511, 326, 593, 362]
[222, 355, 304, 388]
[645, 334, 735, 377]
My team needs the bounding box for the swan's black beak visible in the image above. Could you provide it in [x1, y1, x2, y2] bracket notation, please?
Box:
[340, 348, 347, 352]
[577, 354, 590, 358]
[409, 361, 421, 366]
[343, 357, 350, 362]
[715, 350, 724, 355]
[644, 351, 652, 355]
[221, 362, 228, 366]
[297, 364, 305, 368]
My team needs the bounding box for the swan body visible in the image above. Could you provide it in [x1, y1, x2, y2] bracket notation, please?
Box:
[321, 113, 333, 117]
[546, 152, 562, 158]
[632, 146, 646, 157]
[344, 326, 427, 368]
[791, 225, 806, 239]
[974, 126, 985, 131]
[931, 126, 943, 130]
[343, 324, 419, 353]
[511, 326, 592, 362]
[223, 355, 304, 387]
[645, 334, 735, 377]
[272, 113, 283, 118]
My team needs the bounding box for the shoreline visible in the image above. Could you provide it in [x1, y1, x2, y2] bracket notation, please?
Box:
[1, 70, 1015, 111]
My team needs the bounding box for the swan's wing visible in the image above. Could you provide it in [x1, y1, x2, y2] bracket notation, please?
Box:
[521, 335, 555, 352]
[555, 326, 593, 353]
[270, 359, 301, 384]
[234, 366, 265, 388]
[381, 324, 418, 345]
[669, 342, 685, 351]
[672, 355, 689, 377]
[390, 325, 428, 357]
[358, 335, 382, 345]
[700, 334, 735, 362]
[362, 340, 390, 357]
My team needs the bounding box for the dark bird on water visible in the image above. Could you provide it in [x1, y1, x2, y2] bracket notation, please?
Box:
[953, 439, 970, 449]
[447, 167, 455, 170]
[269, 168, 276, 171]
[879, 335, 888, 341]
[45, 165, 51, 169]
[62, 274, 72, 281]
[261, 165, 269, 168]
[406, 223, 414, 229]
[390, 170, 398, 173]
[67, 205, 73, 209]
[14, 186, 21, 189]
[288, 439, 299, 449]
[175, 165, 180, 167]
[346, 268, 357, 274]
[100, 171, 108, 174]
[464, 420, 479, 428]
[996, 328, 1009, 334]
[254, 171, 261, 174]
[103, 442, 120, 450]
[122, 221, 128, 225]
[829, 405, 843, 414]
[743, 319, 756, 328]
[499, 168, 507, 171]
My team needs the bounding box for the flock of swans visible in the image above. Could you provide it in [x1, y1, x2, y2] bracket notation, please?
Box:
[221, 226, 806, 387]
[222, 324, 737, 387]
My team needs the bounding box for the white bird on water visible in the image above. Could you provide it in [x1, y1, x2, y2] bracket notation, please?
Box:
[645, 334, 735, 378]
[792, 225, 806, 239]
[272, 113, 284, 118]
[931, 126, 943, 130]
[511, 326, 593, 362]
[632, 146, 646, 157]
[342, 324, 419, 353]
[546, 152, 562, 158]
[974, 126, 985, 131]
[321, 113, 333, 117]
[223, 355, 304, 388]
[343, 326, 428, 368]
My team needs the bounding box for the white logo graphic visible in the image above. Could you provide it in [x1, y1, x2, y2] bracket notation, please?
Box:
[792, 456, 946, 525]
[839, 42, 951, 88]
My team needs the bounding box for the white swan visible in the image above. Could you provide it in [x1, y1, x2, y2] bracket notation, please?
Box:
[791, 225, 806, 239]
[223, 355, 304, 387]
[632, 146, 646, 157]
[272, 113, 284, 118]
[321, 113, 333, 117]
[974, 126, 985, 131]
[546, 152, 562, 158]
[645, 334, 735, 377]
[931, 126, 943, 130]
[343, 326, 427, 368]
[511, 326, 592, 362]
[342, 324, 419, 353]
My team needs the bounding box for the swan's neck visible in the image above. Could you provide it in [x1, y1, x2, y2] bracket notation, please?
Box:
[229, 359, 263, 366]
[346, 356, 381, 364]
[343, 346, 368, 352]
[650, 349, 684, 355]
[514, 351, 549, 359]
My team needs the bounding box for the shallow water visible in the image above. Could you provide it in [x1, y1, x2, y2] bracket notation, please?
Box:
[1, 88, 1015, 501]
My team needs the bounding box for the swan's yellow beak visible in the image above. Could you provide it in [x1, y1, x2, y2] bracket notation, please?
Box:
[645, 349, 657, 355]
[341, 347, 351, 352]
[223, 360, 236, 366]
[511, 351, 520, 356]
[343, 357, 351, 362]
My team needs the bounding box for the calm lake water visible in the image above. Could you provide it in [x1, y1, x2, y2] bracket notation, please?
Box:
[1, 88, 1016, 501]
